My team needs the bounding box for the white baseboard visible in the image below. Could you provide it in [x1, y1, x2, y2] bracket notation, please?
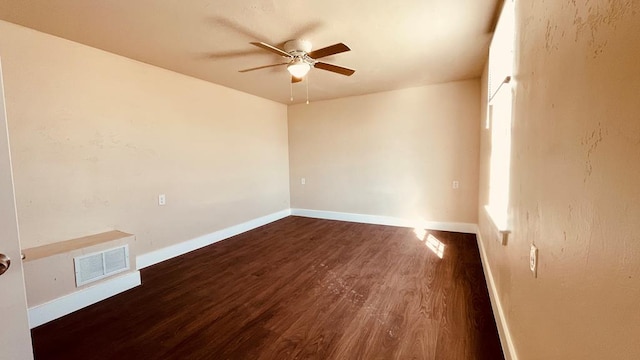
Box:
[28, 271, 141, 329]
[25, 208, 511, 360]
[476, 227, 518, 360]
[136, 209, 292, 270]
[290, 208, 477, 233]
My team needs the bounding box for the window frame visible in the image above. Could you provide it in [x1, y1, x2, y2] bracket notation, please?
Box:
[485, 0, 515, 243]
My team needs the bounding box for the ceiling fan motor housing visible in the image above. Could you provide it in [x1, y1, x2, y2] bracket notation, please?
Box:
[284, 40, 312, 55]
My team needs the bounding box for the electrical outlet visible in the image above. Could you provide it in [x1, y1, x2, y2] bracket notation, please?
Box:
[158, 194, 166, 206]
[452, 180, 459, 189]
[530, 244, 538, 277]
[301, 178, 306, 185]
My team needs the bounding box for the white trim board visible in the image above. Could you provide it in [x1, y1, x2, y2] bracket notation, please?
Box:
[475, 227, 518, 360]
[136, 209, 291, 270]
[28, 271, 141, 329]
[291, 208, 477, 233]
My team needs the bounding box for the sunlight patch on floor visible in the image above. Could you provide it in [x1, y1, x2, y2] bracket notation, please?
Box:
[426, 234, 445, 258]
[413, 228, 445, 258]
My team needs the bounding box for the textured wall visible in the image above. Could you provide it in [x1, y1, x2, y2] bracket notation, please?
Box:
[0, 21, 290, 257]
[478, 1, 640, 359]
[289, 81, 480, 224]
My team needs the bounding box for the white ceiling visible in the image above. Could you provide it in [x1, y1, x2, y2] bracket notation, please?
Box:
[0, 0, 500, 104]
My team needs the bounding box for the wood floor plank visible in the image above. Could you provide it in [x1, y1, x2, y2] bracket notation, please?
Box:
[31, 216, 504, 360]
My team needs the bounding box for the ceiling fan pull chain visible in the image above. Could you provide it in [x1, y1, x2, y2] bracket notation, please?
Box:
[290, 79, 294, 102]
[306, 74, 310, 105]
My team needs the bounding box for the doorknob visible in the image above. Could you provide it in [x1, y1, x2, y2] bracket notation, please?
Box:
[0, 254, 10, 276]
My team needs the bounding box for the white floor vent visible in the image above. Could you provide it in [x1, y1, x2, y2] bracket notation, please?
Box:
[74, 245, 130, 287]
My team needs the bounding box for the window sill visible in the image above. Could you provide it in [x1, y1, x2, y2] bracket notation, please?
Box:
[484, 205, 510, 245]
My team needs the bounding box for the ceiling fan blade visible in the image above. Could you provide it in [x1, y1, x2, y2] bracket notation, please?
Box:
[250, 42, 292, 58]
[314, 62, 355, 76]
[308, 43, 350, 59]
[239, 63, 288, 73]
[291, 76, 303, 83]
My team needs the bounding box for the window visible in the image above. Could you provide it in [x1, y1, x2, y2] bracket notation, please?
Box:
[486, 0, 515, 240]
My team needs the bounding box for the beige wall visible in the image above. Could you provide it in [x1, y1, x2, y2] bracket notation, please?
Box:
[289, 81, 480, 224]
[478, 1, 640, 359]
[0, 21, 290, 257]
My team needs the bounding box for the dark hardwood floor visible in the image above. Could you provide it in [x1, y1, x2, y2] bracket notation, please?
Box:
[31, 216, 504, 360]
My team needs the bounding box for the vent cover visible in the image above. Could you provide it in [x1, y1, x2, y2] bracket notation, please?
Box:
[74, 245, 130, 287]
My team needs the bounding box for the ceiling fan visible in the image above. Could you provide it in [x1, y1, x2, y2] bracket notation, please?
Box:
[239, 40, 355, 83]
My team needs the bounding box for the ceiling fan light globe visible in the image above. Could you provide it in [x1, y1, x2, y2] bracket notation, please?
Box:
[287, 61, 310, 78]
